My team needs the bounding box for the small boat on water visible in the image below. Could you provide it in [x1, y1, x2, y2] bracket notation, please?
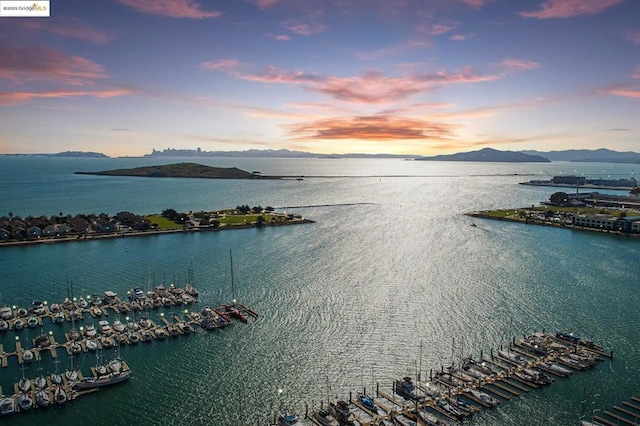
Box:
[102, 291, 118, 305]
[50, 372, 62, 385]
[128, 287, 145, 301]
[468, 389, 499, 407]
[357, 393, 379, 414]
[0, 306, 12, 320]
[65, 368, 78, 382]
[53, 386, 67, 405]
[78, 297, 89, 309]
[98, 320, 112, 335]
[85, 323, 97, 337]
[185, 284, 199, 299]
[35, 390, 50, 407]
[34, 375, 47, 389]
[13, 318, 24, 330]
[314, 407, 339, 426]
[17, 392, 33, 411]
[23, 349, 34, 363]
[0, 320, 8, 332]
[0, 395, 15, 416]
[27, 315, 39, 328]
[328, 400, 356, 426]
[85, 338, 98, 351]
[394, 377, 426, 401]
[277, 412, 299, 426]
[16, 307, 28, 317]
[31, 300, 45, 315]
[18, 377, 31, 392]
[54, 311, 65, 323]
[34, 333, 49, 348]
[68, 327, 80, 341]
[112, 318, 125, 333]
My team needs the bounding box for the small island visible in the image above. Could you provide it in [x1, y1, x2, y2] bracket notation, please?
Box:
[415, 147, 550, 163]
[0, 205, 313, 247]
[75, 163, 278, 179]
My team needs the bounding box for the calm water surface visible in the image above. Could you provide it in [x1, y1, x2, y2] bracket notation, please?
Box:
[0, 157, 639, 425]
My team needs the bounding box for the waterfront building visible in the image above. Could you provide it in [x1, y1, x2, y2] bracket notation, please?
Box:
[572, 214, 640, 233]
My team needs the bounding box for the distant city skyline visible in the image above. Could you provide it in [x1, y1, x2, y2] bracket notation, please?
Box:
[1, 0, 639, 157]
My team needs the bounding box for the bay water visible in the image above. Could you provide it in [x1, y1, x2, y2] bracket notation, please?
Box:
[0, 156, 639, 425]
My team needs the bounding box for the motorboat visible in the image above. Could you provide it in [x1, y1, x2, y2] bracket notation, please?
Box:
[0, 306, 12, 320]
[98, 320, 112, 335]
[31, 300, 45, 315]
[128, 287, 145, 301]
[394, 377, 426, 401]
[23, 349, 34, 363]
[154, 328, 168, 339]
[73, 370, 131, 390]
[357, 393, 379, 414]
[328, 400, 356, 425]
[278, 412, 299, 426]
[85, 323, 97, 337]
[54, 311, 65, 323]
[314, 407, 339, 426]
[185, 284, 199, 298]
[468, 389, 499, 407]
[78, 297, 89, 309]
[112, 318, 125, 333]
[86, 339, 98, 351]
[27, 315, 39, 328]
[13, 318, 24, 330]
[102, 291, 117, 305]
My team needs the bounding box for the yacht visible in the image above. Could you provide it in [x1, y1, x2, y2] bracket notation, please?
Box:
[0, 306, 12, 320]
[128, 287, 145, 301]
[85, 323, 97, 338]
[35, 390, 50, 407]
[31, 300, 45, 315]
[394, 377, 426, 401]
[112, 318, 125, 333]
[86, 339, 98, 351]
[98, 320, 112, 335]
[328, 400, 356, 425]
[73, 369, 131, 390]
[314, 407, 339, 426]
[17, 392, 33, 411]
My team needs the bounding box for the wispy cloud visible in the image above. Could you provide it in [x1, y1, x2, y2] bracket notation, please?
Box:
[606, 87, 640, 99]
[415, 22, 459, 36]
[117, 0, 221, 19]
[461, 0, 494, 8]
[199, 59, 242, 70]
[520, 0, 623, 19]
[629, 31, 640, 45]
[634, 66, 640, 79]
[21, 17, 114, 45]
[242, 67, 500, 103]
[286, 115, 457, 141]
[357, 39, 430, 60]
[450, 34, 475, 41]
[0, 88, 135, 106]
[267, 33, 291, 41]
[252, 0, 281, 8]
[500, 58, 542, 70]
[283, 22, 327, 36]
[0, 45, 106, 85]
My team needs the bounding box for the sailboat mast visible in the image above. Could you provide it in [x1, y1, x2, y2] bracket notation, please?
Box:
[230, 249, 236, 303]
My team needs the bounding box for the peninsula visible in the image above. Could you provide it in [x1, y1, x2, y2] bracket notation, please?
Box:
[415, 147, 550, 163]
[75, 163, 267, 179]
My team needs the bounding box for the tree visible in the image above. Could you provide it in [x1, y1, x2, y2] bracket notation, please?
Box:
[631, 187, 640, 196]
[549, 192, 568, 206]
[256, 216, 265, 227]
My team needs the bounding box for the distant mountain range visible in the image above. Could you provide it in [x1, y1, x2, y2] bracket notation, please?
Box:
[521, 148, 640, 163]
[415, 147, 550, 163]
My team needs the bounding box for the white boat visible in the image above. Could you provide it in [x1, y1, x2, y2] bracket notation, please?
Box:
[0, 306, 12, 320]
[65, 368, 78, 382]
[0, 320, 8, 332]
[70, 342, 82, 354]
[85, 323, 97, 337]
[469, 389, 499, 407]
[17, 393, 33, 411]
[85, 339, 98, 351]
[314, 407, 339, 426]
[394, 376, 426, 401]
[98, 320, 112, 334]
[0, 395, 15, 416]
[109, 357, 122, 373]
[73, 370, 131, 390]
[35, 390, 50, 407]
[27, 315, 39, 328]
[31, 300, 45, 315]
[34, 375, 47, 389]
[53, 386, 67, 405]
[13, 318, 24, 330]
[23, 349, 34, 363]
[54, 311, 65, 323]
[50, 372, 62, 385]
[18, 377, 31, 392]
[78, 297, 89, 309]
[112, 318, 125, 333]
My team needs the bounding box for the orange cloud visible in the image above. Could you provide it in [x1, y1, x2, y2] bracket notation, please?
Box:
[242, 67, 500, 103]
[286, 115, 457, 141]
[520, 0, 623, 19]
[199, 59, 242, 70]
[117, 0, 221, 19]
[0, 88, 135, 106]
[500, 58, 542, 70]
[21, 18, 113, 45]
[0, 45, 106, 85]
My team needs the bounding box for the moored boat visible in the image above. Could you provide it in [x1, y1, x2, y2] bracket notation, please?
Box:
[53, 386, 67, 405]
[17, 392, 33, 411]
[73, 370, 131, 390]
[35, 390, 50, 407]
[314, 407, 339, 426]
[0, 395, 15, 416]
[328, 400, 356, 425]
[277, 412, 299, 426]
[394, 377, 426, 401]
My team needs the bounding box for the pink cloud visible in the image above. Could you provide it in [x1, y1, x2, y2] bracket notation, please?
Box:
[606, 88, 640, 99]
[0, 45, 106, 85]
[414, 22, 459, 36]
[450, 34, 475, 41]
[628, 31, 640, 45]
[199, 59, 242, 70]
[267, 33, 291, 41]
[286, 115, 457, 141]
[520, 0, 623, 19]
[357, 39, 430, 60]
[0, 88, 135, 106]
[242, 67, 500, 104]
[117, 0, 221, 19]
[21, 17, 113, 45]
[253, 0, 280, 8]
[500, 58, 542, 70]
[462, 0, 494, 8]
[634, 66, 640, 79]
[283, 22, 326, 36]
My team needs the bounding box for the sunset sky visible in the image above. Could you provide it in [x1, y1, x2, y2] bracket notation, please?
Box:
[1, 0, 639, 157]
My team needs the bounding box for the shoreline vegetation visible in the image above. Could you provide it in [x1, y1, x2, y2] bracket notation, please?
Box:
[466, 206, 640, 238]
[0, 206, 313, 248]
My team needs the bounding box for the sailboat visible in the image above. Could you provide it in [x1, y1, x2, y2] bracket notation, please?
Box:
[223, 250, 248, 322]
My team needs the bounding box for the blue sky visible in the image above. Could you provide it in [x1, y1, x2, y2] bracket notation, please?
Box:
[1, 0, 639, 156]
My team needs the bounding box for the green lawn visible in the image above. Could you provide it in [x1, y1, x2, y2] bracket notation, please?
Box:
[145, 215, 181, 229]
